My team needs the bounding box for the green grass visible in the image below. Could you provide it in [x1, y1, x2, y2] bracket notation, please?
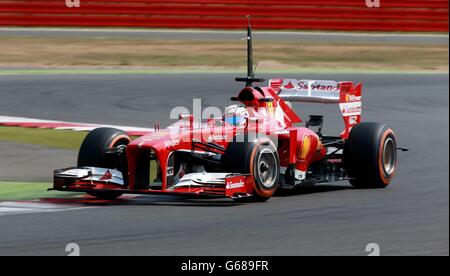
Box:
[0, 181, 82, 201]
[0, 37, 447, 73]
[0, 126, 87, 150]
[0, 127, 112, 201]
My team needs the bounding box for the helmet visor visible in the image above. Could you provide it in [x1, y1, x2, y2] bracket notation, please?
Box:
[224, 116, 246, 126]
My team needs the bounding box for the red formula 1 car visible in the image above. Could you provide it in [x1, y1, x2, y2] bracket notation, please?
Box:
[52, 23, 402, 202]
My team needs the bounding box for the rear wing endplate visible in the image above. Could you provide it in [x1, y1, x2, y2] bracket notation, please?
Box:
[269, 79, 362, 139]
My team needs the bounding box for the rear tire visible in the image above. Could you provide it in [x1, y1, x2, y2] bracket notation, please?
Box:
[78, 128, 131, 200]
[344, 122, 397, 189]
[222, 135, 280, 202]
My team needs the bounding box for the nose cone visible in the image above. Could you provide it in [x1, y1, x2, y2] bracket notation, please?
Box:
[128, 130, 182, 151]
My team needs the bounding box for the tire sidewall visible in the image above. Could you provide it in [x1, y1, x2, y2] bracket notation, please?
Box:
[249, 139, 280, 199]
[77, 128, 131, 199]
[222, 135, 280, 201]
[345, 123, 397, 188]
[377, 129, 397, 184]
[77, 128, 131, 168]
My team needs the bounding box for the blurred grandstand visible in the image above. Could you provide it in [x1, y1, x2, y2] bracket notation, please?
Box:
[0, 0, 448, 32]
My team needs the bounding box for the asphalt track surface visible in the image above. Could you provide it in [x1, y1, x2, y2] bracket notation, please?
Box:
[0, 141, 75, 182]
[0, 28, 448, 44]
[0, 73, 448, 256]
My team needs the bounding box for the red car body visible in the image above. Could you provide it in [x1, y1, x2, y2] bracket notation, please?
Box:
[52, 21, 399, 201]
[53, 78, 364, 200]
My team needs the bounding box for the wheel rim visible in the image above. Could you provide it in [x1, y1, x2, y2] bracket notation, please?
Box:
[382, 137, 396, 175]
[256, 148, 278, 188]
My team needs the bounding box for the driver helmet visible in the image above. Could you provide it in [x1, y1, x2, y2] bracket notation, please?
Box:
[224, 105, 249, 127]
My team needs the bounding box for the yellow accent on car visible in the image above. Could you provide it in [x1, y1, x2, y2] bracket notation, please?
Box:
[300, 135, 312, 160]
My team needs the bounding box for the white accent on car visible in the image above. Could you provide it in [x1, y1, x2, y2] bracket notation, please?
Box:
[173, 172, 231, 188]
[339, 101, 362, 116]
[295, 169, 307, 181]
[275, 79, 341, 104]
[60, 168, 91, 178]
[280, 167, 306, 181]
[55, 167, 125, 186]
[176, 149, 217, 157]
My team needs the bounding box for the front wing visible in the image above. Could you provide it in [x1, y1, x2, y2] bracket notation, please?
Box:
[52, 167, 255, 199]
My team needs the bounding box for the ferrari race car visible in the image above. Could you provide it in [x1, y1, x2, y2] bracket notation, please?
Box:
[52, 22, 403, 202]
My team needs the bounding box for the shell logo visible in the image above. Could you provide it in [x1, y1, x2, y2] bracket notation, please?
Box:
[267, 102, 274, 115]
[346, 94, 362, 103]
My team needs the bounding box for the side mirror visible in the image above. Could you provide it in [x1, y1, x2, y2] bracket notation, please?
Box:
[178, 114, 194, 126]
[259, 98, 274, 103]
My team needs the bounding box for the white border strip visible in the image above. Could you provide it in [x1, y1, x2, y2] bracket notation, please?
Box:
[0, 27, 447, 39]
[0, 115, 154, 133]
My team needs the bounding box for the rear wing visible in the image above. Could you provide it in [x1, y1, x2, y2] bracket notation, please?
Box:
[269, 79, 362, 139]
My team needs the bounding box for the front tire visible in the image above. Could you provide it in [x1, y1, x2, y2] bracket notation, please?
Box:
[222, 135, 280, 202]
[344, 122, 397, 189]
[78, 128, 131, 199]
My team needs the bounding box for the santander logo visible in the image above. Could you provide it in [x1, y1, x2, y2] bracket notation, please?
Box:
[226, 180, 245, 189]
[208, 134, 228, 142]
[100, 170, 113, 181]
[282, 80, 339, 92]
[164, 139, 180, 148]
[283, 82, 295, 89]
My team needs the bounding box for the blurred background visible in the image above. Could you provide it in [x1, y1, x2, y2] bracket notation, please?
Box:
[0, 0, 448, 73]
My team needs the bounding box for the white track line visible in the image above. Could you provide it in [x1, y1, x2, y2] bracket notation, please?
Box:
[0, 115, 154, 133]
[0, 201, 92, 217]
